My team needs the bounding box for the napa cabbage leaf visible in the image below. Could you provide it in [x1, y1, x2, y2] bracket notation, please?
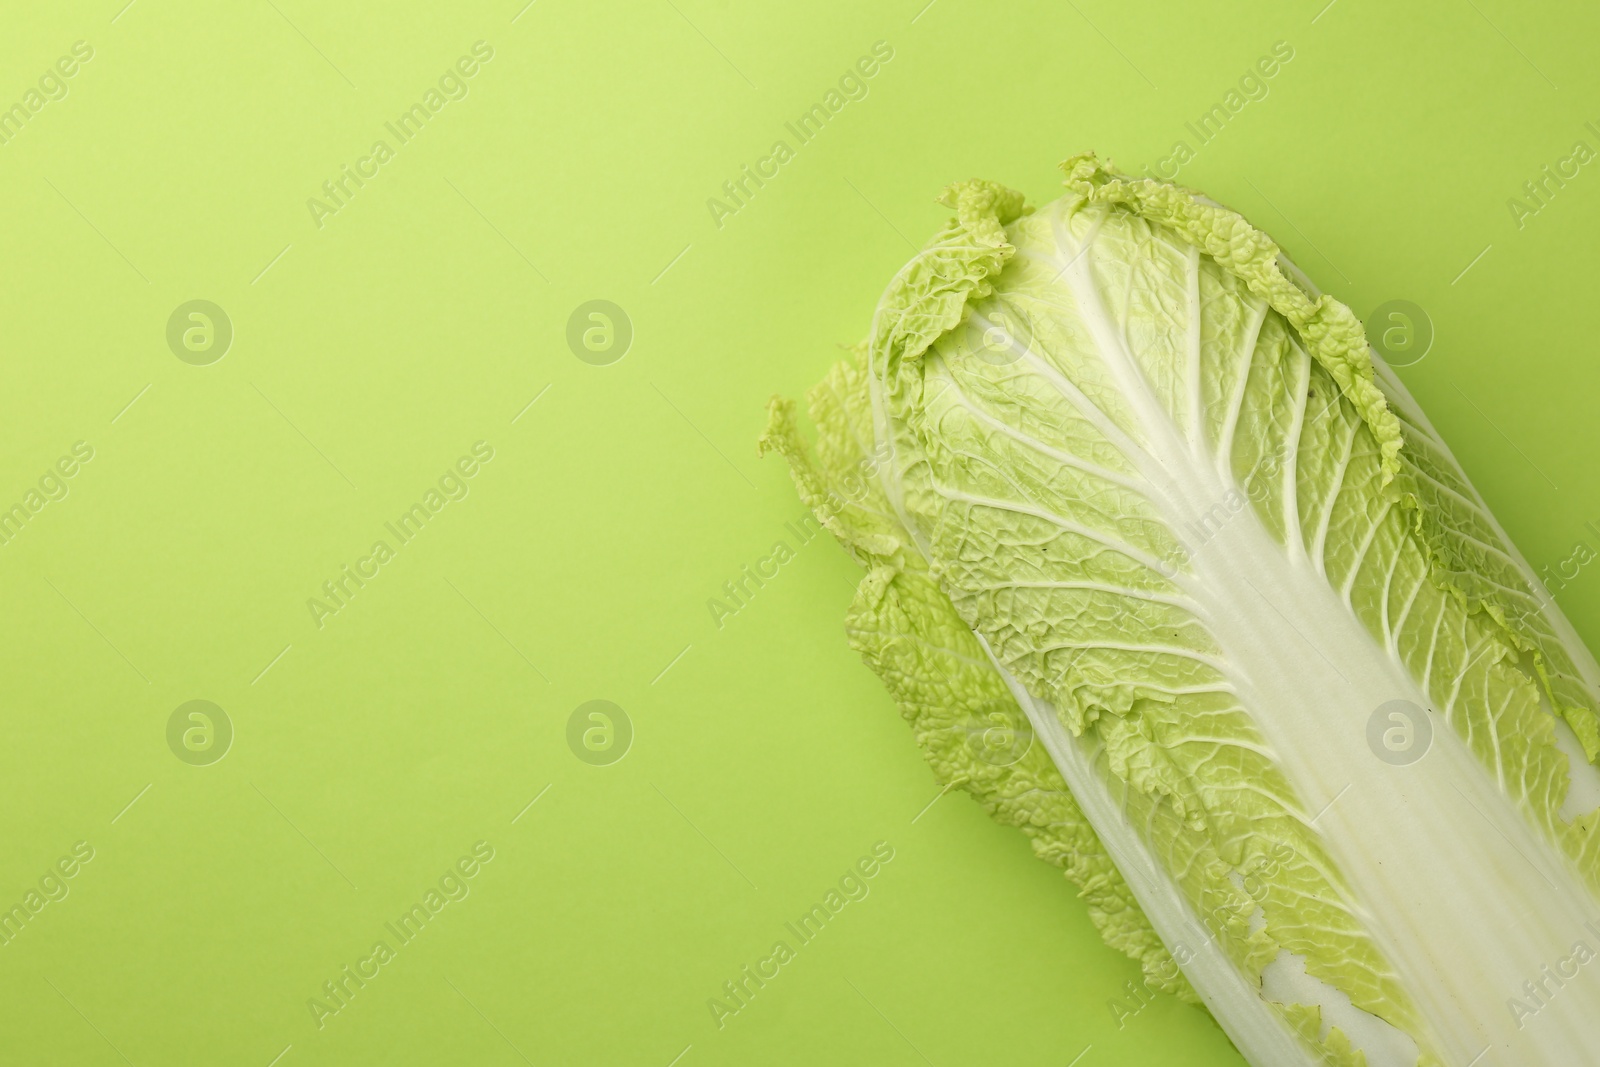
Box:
[762, 154, 1600, 1067]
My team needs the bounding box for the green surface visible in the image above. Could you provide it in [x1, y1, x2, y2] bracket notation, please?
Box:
[0, 1, 1596, 1065]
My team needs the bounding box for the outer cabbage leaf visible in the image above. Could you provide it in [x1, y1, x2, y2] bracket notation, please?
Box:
[760, 355, 1188, 997]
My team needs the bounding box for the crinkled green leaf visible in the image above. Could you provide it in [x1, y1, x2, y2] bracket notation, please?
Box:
[760, 352, 1191, 998]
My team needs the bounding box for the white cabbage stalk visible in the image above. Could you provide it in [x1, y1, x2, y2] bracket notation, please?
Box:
[761, 154, 1600, 1067]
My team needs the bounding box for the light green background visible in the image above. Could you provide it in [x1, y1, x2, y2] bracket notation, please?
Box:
[1, 1, 1596, 1064]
